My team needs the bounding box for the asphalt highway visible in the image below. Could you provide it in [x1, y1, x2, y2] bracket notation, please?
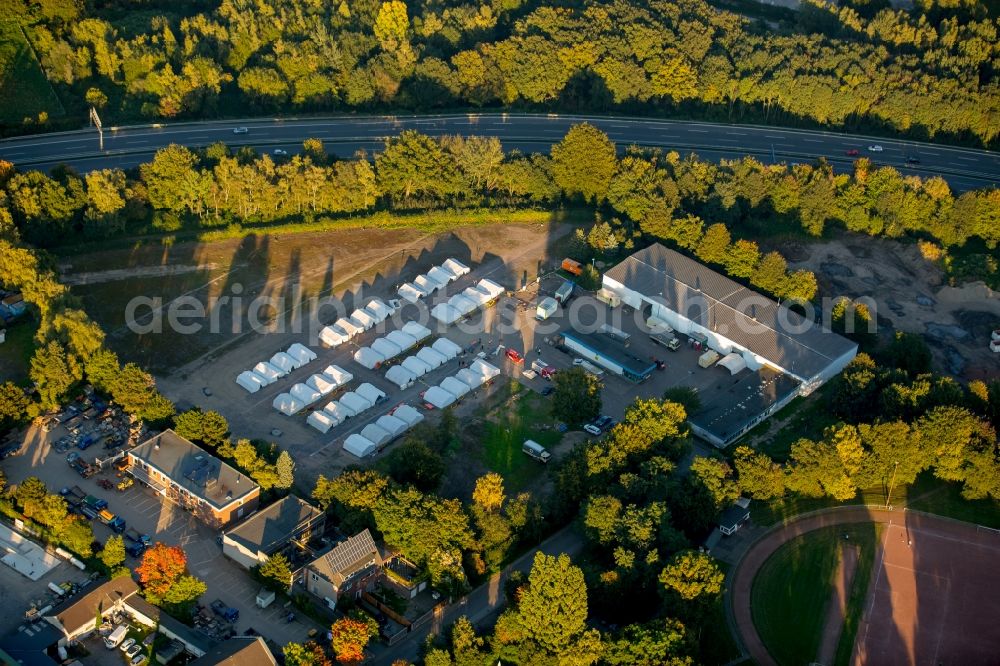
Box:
[2, 113, 998, 192]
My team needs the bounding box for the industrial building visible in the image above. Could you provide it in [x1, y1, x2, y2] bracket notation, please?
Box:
[602, 244, 858, 446]
[561, 331, 657, 382]
[222, 495, 325, 569]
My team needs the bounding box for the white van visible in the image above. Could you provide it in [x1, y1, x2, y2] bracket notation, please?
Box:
[522, 439, 551, 463]
[105, 625, 128, 649]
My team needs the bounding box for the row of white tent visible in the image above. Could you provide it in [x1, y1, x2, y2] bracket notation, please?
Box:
[306, 382, 388, 433]
[430, 279, 506, 326]
[272, 365, 356, 415]
[384, 337, 464, 389]
[422, 359, 502, 408]
[236, 343, 318, 394]
[342, 404, 426, 458]
[354, 321, 434, 370]
[397, 258, 472, 304]
[318, 298, 395, 348]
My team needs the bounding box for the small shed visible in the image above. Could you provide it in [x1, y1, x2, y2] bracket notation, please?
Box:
[273, 393, 305, 416]
[343, 434, 376, 458]
[440, 376, 471, 398]
[423, 386, 456, 409]
[386, 365, 416, 389]
[401, 356, 432, 378]
[720, 499, 751, 536]
[432, 337, 462, 360]
[416, 347, 447, 370]
[236, 372, 264, 394]
[372, 337, 403, 360]
[307, 411, 336, 434]
[354, 347, 386, 370]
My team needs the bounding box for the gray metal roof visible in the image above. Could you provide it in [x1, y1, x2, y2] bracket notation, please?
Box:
[224, 496, 323, 555]
[189, 637, 276, 666]
[310, 529, 380, 584]
[604, 244, 857, 380]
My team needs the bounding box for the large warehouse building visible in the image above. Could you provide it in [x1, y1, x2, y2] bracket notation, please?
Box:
[602, 244, 858, 446]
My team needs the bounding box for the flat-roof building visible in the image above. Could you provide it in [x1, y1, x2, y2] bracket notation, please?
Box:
[128, 430, 260, 527]
[602, 244, 857, 446]
[561, 331, 657, 382]
[222, 495, 325, 570]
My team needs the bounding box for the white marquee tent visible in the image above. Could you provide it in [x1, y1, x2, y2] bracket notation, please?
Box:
[401, 355, 431, 378]
[440, 376, 471, 398]
[431, 303, 461, 326]
[236, 372, 264, 394]
[339, 391, 373, 414]
[386, 364, 416, 389]
[273, 393, 305, 416]
[307, 411, 336, 434]
[455, 368, 484, 390]
[354, 347, 386, 370]
[376, 414, 408, 438]
[718, 352, 748, 375]
[462, 287, 491, 308]
[442, 258, 471, 277]
[356, 382, 386, 405]
[392, 404, 425, 427]
[320, 326, 349, 348]
[350, 309, 376, 330]
[334, 318, 362, 339]
[398, 283, 425, 304]
[253, 362, 282, 384]
[423, 386, 456, 409]
[343, 434, 376, 458]
[477, 279, 505, 299]
[289, 383, 321, 406]
[414, 274, 445, 295]
[386, 330, 418, 353]
[471, 358, 502, 381]
[287, 343, 317, 365]
[432, 337, 462, 360]
[360, 423, 392, 447]
[448, 293, 478, 315]
[401, 321, 432, 343]
[323, 365, 353, 387]
[307, 374, 339, 396]
[323, 401, 351, 424]
[416, 347, 447, 370]
[428, 266, 456, 285]
[371, 337, 403, 360]
[270, 352, 296, 374]
[365, 299, 392, 323]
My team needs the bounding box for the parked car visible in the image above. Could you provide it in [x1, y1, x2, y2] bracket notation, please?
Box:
[272, 148, 288, 156]
[119, 638, 136, 653]
[125, 643, 143, 659]
[906, 156, 921, 164]
[583, 422, 602, 436]
[845, 149, 860, 156]
[210, 599, 239, 623]
[867, 145, 884, 152]
[233, 127, 249, 134]
[505, 348, 524, 364]
[594, 415, 615, 432]
[130, 654, 146, 666]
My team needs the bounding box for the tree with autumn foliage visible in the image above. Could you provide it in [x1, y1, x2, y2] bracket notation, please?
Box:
[330, 612, 379, 664]
[136, 542, 206, 613]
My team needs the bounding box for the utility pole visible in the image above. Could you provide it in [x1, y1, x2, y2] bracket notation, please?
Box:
[89, 106, 104, 151]
[885, 460, 899, 509]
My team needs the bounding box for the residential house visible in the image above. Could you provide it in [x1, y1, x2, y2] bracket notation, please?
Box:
[44, 577, 139, 642]
[222, 495, 325, 570]
[127, 430, 260, 527]
[189, 637, 276, 666]
[303, 529, 383, 609]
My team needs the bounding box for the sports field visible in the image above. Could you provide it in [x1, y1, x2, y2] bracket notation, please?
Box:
[853, 515, 1000, 665]
[0, 21, 63, 123]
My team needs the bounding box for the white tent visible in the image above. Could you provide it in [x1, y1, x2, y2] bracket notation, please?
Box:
[417, 347, 447, 370]
[253, 362, 282, 384]
[718, 353, 748, 375]
[350, 309, 376, 330]
[356, 382, 386, 405]
[236, 371, 264, 394]
[354, 347, 386, 370]
[462, 287, 491, 308]
[319, 325, 349, 348]
[360, 423, 392, 447]
[414, 274, 445, 295]
[440, 376, 471, 398]
[307, 374, 339, 396]
[401, 321, 432, 342]
[307, 411, 336, 434]
[386, 364, 417, 389]
[270, 352, 296, 374]
[442, 258, 471, 277]
[386, 330, 418, 353]
[423, 386, 456, 409]
[273, 393, 305, 416]
[376, 414, 408, 438]
[334, 317, 362, 339]
[401, 355, 431, 378]
[343, 434, 376, 458]
[323, 365, 353, 387]
[365, 299, 391, 323]
[455, 368, 484, 390]
[431, 303, 462, 326]
[428, 266, 456, 285]
[372, 337, 403, 360]
[392, 404, 425, 427]
[448, 293, 478, 315]
[339, 391, 373, 414]
[471, 358, 502, 380]
[287, 343, 317, 364]
[290, 383, 321, 406]
[477, 278, 505, 299]
[432, 337, 462, 360]
[398, 283, 425, 304]
[323, 401, 351, 423]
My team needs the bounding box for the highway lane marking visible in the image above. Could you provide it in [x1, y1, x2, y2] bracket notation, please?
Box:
[688, 129, 709, 133]
[955, 156, 978, 162]
[764, 135, 784, 139]
[803, 139, 823, 143]
[728, 132, 748, 136]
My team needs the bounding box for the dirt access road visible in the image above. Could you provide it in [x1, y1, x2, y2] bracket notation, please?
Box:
[729, 507, 1000, 666]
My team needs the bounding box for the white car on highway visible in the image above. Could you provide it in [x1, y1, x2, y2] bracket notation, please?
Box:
[233, 127, 248, 134]
[272, 148, 288, 156]
[867, 144, 883, 152]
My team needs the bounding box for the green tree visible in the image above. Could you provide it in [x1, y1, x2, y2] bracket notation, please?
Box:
[173, 408, 229, 446]
[0, 382, 29, 428]
[551, 366, 602, 426]
[883, 331, 932, 376]
[100, 535, 126, 571]
[373, 0, 410, 51]
[602, 618, 691, 665]
[376, 131, 461, 202]
[659, 550, 724, 601]
[283, 642, 331, 666]
[550, 123, 618, 202]
[257, 552, 293, 590]
[472, 472, 505, 513]
[751, 251, 789, 297]
[689, 456, 739, 509]
[140, 144, 203, 213]
[84, 87, 107, 109]
[723, 239, 761, 279]
[29, 341, 74, 409]
[694, 223, 731, 265]
[275, 450, 295, 490]
[385, 438, 444, 492]
[733, 446, 785, 500]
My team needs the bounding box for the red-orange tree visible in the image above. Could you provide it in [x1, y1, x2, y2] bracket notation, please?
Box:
[330, 613, 378, 664]
[136, 543, 187, 597]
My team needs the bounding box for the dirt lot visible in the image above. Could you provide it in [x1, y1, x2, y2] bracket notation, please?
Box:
[784, 236, 1000, 380]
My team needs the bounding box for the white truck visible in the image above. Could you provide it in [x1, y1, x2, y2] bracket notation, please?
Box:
[522, 439, 551, 463]
[104, 625, 128, 649]
[535, 297, 558, 320]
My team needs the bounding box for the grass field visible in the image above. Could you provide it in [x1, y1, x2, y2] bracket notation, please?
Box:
[751, 524, 879, 666]
[479, 383, 562, 492]
[0, 20, 63, 123]
[0, 319, 38, 383]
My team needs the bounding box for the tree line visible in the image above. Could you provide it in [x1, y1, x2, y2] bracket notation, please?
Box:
[5, 0, 999, 146]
